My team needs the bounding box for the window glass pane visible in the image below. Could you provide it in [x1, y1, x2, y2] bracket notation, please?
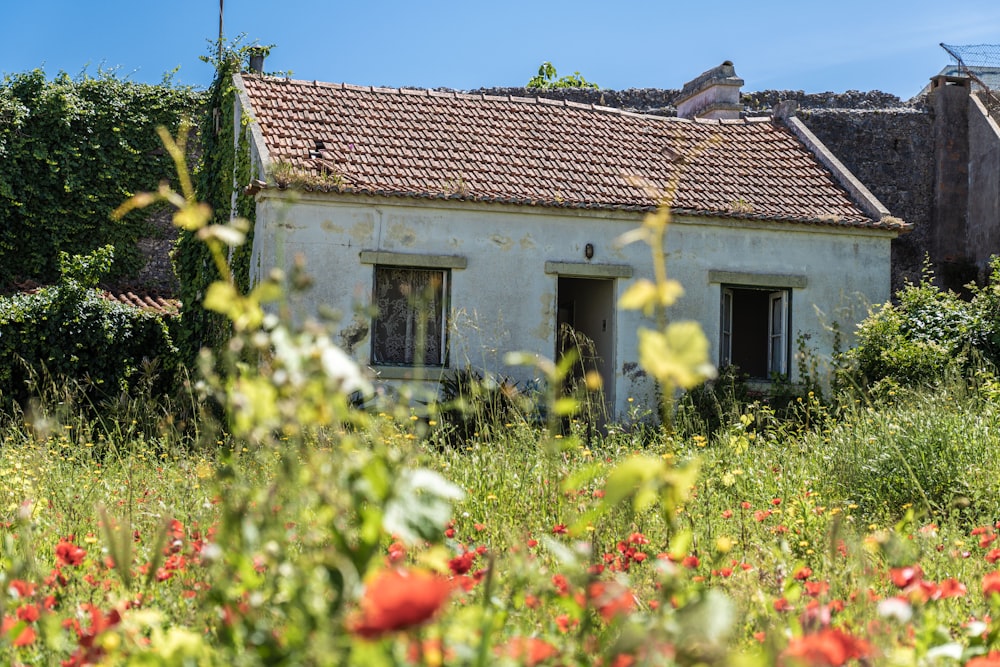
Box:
[768, 292, 786, 375]
[372, 267, 445, 366]
[721, 289, 733, 366]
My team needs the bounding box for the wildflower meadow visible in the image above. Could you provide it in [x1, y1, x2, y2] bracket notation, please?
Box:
[5, 126, 1000, 667]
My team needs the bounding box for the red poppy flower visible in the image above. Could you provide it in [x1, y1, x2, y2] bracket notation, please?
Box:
[555, 613, 578, 633]
[588, 581, 635, 622]
[448, 551, 476, 575]
[56, 540, 87, 567]
[938, 578, 967, 599]
[16, 604, 39, 623]
[967, 650, 1000, 667]
[793, 567, 813, 581]
[890, 565, 922, 588]
[1, 617, 35, 647]
[983, 570, 1000, 598]
[804, 581, 830, 597]
[349, 568, 452, 639]
[552, 524, 568, 535]
[497, 637, 559, 666]
[780, 627, 871, 666]
[8, 580, 35, 598]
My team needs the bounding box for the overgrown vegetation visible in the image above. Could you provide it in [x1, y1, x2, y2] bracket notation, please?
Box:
[837, 258, 1000, 391]
[8, 51, 1000, 666]
[0, 246, 179, 409]
[0, 69, 201, 285]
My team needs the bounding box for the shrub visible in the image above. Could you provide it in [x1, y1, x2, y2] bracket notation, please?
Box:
[838, 260, 1000, 389]
[437, 366, 528, 446]
[0, 247, 179, 407]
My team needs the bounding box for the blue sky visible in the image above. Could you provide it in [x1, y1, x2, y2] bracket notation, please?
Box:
[3, 1, 1000, 100]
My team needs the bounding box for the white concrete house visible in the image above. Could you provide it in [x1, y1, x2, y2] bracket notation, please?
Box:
[231, 62, 908, 419]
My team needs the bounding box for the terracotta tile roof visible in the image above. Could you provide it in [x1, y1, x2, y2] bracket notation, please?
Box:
[104, 292, 180, 316]
[240, 75, 907, 232]
[10, 281, 180, 316]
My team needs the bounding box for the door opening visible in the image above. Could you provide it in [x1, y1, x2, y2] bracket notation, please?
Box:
[556, 277, 615, 418]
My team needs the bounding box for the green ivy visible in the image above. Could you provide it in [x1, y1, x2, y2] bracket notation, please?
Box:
[175, 53, 239, 363]
[0, 69, 202, 285]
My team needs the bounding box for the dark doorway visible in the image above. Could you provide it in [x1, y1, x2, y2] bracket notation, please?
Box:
[556, 277, 615, 411]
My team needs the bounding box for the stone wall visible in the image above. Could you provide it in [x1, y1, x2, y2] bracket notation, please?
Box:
[968, 95, 1000, 275]
[467, 86, 914, 114]
[796, 107, 935, 291]
[466, 86, 682, 116]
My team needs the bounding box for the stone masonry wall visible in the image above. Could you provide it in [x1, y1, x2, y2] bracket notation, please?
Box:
[797, 108, 935, 292]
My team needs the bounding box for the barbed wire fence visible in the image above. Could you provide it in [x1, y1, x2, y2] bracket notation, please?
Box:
[940, 43, 1000, 114]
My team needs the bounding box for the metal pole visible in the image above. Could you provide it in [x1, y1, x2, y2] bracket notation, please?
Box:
[218, 0, 224, 62]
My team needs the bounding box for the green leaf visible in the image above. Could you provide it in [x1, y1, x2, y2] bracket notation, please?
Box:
[603, 455, 664, 508]
[561, 462, 604, 493]
[383, 468, 464, 545]
[203, 282, 239, 317]
[198, 222, 246, 247]
[552, 396, 579, 417]
[637, 323, 716, 390]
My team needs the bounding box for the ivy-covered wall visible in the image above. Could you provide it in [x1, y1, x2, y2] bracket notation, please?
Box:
[175, 51, 259, 364]
[0, 70, 202, 285]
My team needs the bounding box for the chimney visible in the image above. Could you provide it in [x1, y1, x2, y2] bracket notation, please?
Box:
[248, 47, 267, 74]
[675, 61, 744, 120]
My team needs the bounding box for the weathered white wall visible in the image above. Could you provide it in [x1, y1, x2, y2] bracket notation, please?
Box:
[250, 192, 895, 420]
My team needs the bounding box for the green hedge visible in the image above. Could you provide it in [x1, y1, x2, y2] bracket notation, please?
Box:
[0, 247, 179, 407]
[0, 69, 202, 284]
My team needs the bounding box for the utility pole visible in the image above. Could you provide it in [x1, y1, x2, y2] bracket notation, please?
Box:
[218, 0, 225, 62]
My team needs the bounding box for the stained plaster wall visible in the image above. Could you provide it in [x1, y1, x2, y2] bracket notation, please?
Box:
[249, 193, 895, 418]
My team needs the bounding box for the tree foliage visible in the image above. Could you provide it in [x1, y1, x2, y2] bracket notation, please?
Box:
[0, 69, 202, 285]
[526, 62, 599, 90]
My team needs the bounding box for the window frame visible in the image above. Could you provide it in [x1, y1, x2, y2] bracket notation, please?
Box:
[719, 285, 792, 380]
[369, 263, 451, 369]
[360, 251, 467, 372]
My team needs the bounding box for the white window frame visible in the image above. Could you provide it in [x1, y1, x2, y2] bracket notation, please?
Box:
[767, 290, 788, 376]
[718, 285, 791, 380]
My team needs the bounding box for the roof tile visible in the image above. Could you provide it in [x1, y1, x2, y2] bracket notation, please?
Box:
[240, 75, 907, 231]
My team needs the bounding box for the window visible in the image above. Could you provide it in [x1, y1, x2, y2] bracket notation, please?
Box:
[371, 266, 448, 367]
[720, 287, 789, 379]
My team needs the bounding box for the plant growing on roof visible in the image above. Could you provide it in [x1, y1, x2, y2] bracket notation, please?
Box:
[527, 62, 599, 90]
